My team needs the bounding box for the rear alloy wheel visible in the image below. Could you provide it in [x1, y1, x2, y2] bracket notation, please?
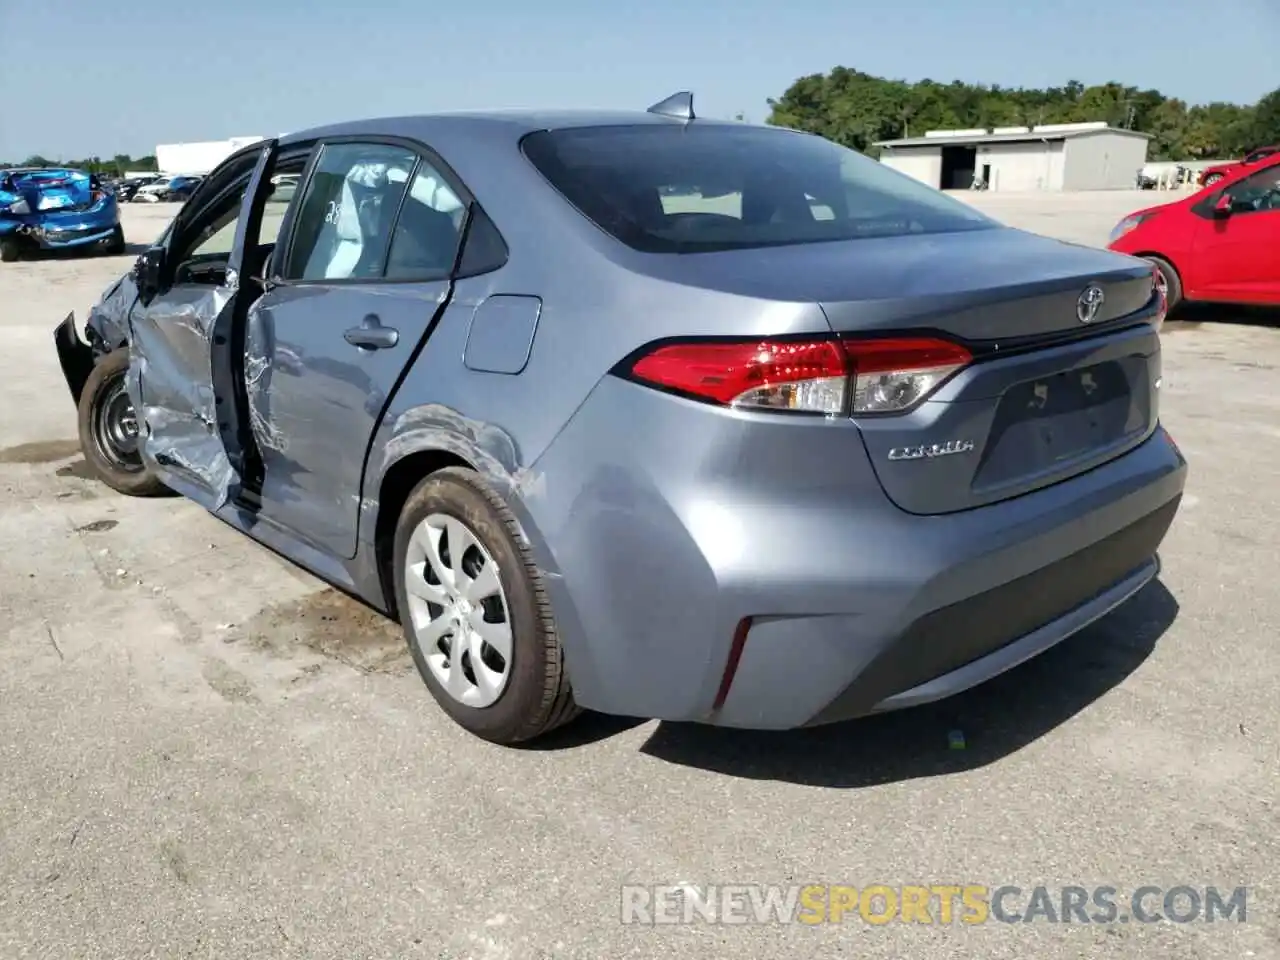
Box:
[393, 467, 578, 744]
[76, 350, 168, 497]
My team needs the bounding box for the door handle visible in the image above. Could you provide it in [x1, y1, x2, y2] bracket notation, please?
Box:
[344, 314, 399, 350]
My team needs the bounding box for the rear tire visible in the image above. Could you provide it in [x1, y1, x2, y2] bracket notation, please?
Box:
[76, 350, 168, 497]
[1144, 255, 1183, 314]
[0, 237, 20, 262]
[105, 224, 125, 255]
[393, 467, 579, 745]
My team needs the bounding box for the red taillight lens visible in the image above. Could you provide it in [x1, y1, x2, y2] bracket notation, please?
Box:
[626, 336, 971, 416]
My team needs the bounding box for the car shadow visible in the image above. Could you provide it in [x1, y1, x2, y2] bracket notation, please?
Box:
[1166, 302, 1279, 331]
[534, 578, 1178, 787]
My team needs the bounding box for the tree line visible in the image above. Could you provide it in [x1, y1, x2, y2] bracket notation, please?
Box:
[1, 154, 158, 175]
[766, 69, 1280, 161]
[7, 72, 1280, 169]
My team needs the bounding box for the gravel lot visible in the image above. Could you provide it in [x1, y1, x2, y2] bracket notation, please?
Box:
[1, 193, 1277, 960]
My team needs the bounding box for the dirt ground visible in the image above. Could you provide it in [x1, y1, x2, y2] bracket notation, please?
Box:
[1, 194, 1277, 960]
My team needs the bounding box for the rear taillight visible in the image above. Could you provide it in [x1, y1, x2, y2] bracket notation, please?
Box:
[844, 338, 973, 414]
[626, 336, 972, 416]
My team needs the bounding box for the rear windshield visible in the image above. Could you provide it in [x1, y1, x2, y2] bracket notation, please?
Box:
[521, 124, 997, 253]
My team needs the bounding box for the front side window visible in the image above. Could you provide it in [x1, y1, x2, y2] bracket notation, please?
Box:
[1227, 165, 1280, 214]
[521, 124, 997, 253]
[184, 158, 307, 260]
[284, 142, 417, 281]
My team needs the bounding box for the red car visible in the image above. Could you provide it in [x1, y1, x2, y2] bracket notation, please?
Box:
[1108, 153, 1280, 309]
[1197, 145, 1279, 186]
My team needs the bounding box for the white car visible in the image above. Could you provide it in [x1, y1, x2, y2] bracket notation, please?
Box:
[133, 175, 202, 203]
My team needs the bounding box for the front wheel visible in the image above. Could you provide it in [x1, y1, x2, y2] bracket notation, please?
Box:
[1145, 255, 1183, 315]
[105, 224, 125, 255]
[0, 237, 20, 262]
[76, 350, 168, 497]
[392, 467, 579, 744]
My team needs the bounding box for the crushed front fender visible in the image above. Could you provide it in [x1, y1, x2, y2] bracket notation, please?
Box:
[53, 313, 95, 408]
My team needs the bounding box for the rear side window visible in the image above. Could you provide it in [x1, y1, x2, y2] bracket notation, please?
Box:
[284, 142, 416, 281]
[383, 161, 466, 280]
[521, 124, 997, 253]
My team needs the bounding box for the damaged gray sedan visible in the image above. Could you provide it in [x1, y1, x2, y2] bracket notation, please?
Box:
[55, 99, 1184, 745]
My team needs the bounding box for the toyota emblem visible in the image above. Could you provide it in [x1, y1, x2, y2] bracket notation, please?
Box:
[1077, 284, 1105, 324]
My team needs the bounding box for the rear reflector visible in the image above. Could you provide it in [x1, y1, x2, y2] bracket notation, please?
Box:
[1150, 262, 1168, 332]
[712, 617, 753, 712]
[627, 336, 972, 416]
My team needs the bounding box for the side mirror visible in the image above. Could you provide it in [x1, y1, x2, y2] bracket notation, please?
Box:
[133, 247, 166, 302]
[1212, 193, 1234, 217]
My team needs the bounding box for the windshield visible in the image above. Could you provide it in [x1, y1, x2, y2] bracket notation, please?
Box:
[520, 123, 997, 253]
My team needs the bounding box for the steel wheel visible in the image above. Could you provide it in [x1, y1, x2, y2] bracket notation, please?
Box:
[404, 512, 513, 708]
[93, 374, 143, 472]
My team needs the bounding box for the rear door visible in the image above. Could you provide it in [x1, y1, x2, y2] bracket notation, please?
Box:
[129, 141, 279, 509]
[1191, 163, 1280, 303]
[243, 139, 469, 558]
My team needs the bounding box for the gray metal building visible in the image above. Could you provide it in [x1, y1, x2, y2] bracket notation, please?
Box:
[874, 122, 1152, 192]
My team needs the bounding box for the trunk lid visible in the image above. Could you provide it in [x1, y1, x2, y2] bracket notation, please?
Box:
[853, 323, 1161, 515]
[634, 226, 1155, 339]
[1, 169, 99, 215]
[633, 226, 1162, 515]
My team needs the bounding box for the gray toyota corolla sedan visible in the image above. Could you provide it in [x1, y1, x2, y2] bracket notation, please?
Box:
[54, 93, 1185, 744]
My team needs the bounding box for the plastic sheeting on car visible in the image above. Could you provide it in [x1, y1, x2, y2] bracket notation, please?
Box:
[125, 285, 237, 507]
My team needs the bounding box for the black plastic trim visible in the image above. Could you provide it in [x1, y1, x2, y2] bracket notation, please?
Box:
[53, 313, 95, 408]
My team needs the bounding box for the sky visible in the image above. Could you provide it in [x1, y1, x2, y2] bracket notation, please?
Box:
[1, 0, 1276, 160]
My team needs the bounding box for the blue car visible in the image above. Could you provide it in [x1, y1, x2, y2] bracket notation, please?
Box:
[0, 167, 125, 262]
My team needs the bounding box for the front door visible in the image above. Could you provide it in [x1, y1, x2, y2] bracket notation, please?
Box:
[1192, 164, 1280, 304]
[130, 141, 279, 509]
[244, 140, 468, 558]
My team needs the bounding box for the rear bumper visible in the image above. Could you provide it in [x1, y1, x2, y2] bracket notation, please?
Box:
[803, 500, 1173, 725]
[0, 217, 118, 250]
[714, 445, 1182, 730]
[519, 376, 1187, 729]
[36, 226, 117, 249]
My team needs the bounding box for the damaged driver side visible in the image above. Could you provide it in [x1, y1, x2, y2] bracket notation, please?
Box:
[124, 141, 311, 509]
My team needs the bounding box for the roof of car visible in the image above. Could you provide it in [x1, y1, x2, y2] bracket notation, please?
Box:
[278, 109, 742, 148]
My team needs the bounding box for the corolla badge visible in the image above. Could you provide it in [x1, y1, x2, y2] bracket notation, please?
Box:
[888, 439, 975, 461]
[1077, 284, 1105, 324]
